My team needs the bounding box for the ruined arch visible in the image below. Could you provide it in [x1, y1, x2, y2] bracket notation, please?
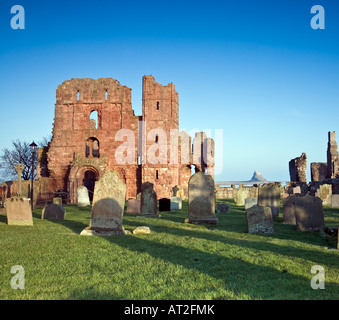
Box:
[69, 164, 101, 204]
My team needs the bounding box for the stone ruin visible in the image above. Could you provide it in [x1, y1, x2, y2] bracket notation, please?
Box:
[284, 131, 339, 204]
[25, 75, 215, 206]
[310, 131, 339, 182]
[289, 153, 307, 183]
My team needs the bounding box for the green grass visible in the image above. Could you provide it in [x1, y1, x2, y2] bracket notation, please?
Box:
[0, 199, 338, 300]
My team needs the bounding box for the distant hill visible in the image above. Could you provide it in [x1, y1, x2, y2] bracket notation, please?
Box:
[250, 171, 268, 183]
[215, 170, 269, 185]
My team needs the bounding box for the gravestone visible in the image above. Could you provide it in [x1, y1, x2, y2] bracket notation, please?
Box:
[170, 196, 182, 210]
[245, 197, 258, 210]
[53, 197, 63, 205]
[246, 205, 274, 234]
[41, 203, 65, 220]
[331, 194, 339, 208]
[159, 198, 171, 211]
[140, 182, 159, 217]
[316, 184, 332, 206]
[126, 198, 141, 214]
[235, 188, 253, 206]
[77, 186, 90, 207]
[80, 170, 126, 236]
[283, 195, 297, 224]
[6, 196, 33, 226]
[258, 183, 281, 217]
[216, 202, 230, 213]
[294, 194, 325, 232]
[186, 172, 218, 225]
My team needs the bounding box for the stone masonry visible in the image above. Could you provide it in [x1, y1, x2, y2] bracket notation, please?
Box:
[289, 153, 307, 183]
[37, 76, 214, 203]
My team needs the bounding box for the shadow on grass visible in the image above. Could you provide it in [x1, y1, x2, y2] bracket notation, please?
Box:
[72, 228, 339, 300]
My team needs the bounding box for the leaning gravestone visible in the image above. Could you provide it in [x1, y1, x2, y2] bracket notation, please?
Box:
[6, 196, 33, 226]
[186, 172, 218, 225]
[41, 203, 65, 220]
[294, 194, 325, 232]
[246, 205, 274, 234]
[140, 182, 159, 217]
[80, 170, 126, 236]
[170, 196, 182, 210]
[159, 198, 171, 211]
[77, 186, 90, 207]
[126, 198, 141, 214]
[258, 183, 281, 217]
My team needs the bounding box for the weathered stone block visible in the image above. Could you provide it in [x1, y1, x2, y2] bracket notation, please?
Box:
[283, 195, 297, 224]
[316, 184, 332, 206]
[133, 226, 151, 234]
[81, 170, 126, 235]
[77, 186, 90, 207]
[170, 196, 182, 210]
[186, 172, 218, 225]
[294, 194, 325, 232]
[258, 183, 280, 217]
[331, 194, 339, 208]
[126, 198, 141, 214]
[216, 202, 230, 213]
[245, 197, 258, 210]
[6, 196, 33, 226]
[141, 182, 159, 217]
[41, 204, 65, 220]
[246, 205, 274, 234]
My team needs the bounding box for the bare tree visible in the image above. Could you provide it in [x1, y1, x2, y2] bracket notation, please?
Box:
[0, 137, 51, 181]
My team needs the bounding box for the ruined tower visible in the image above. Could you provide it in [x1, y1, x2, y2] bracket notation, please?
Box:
[289, 153, 307, 183]
[40, 76, 215, 203]
[327, 131, 339, 179]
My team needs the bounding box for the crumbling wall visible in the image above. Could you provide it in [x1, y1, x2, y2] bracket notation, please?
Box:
[289, 153, 307, 182]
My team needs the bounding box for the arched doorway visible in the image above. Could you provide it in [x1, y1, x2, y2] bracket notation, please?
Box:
[83, 169, 97, 201]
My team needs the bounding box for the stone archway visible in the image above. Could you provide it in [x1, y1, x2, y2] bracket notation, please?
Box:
[82, 169, 98, 201]
[69, 164, 102, 204]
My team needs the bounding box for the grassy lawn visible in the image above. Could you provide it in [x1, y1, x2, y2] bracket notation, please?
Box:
[0, 199, 338, 300]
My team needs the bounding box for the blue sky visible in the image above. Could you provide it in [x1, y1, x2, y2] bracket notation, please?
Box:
[0, 0, 338, 182]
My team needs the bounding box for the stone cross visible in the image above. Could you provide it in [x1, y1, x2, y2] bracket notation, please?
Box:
[15, 163, 24, 196]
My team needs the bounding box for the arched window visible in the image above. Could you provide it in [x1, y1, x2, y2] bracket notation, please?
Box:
[90, 110, 99, 129]
[86, 137, 100, 158]
[105, 90, 108, 101]
[77, 90, 80, 101]
[156, 101, 160, 110]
